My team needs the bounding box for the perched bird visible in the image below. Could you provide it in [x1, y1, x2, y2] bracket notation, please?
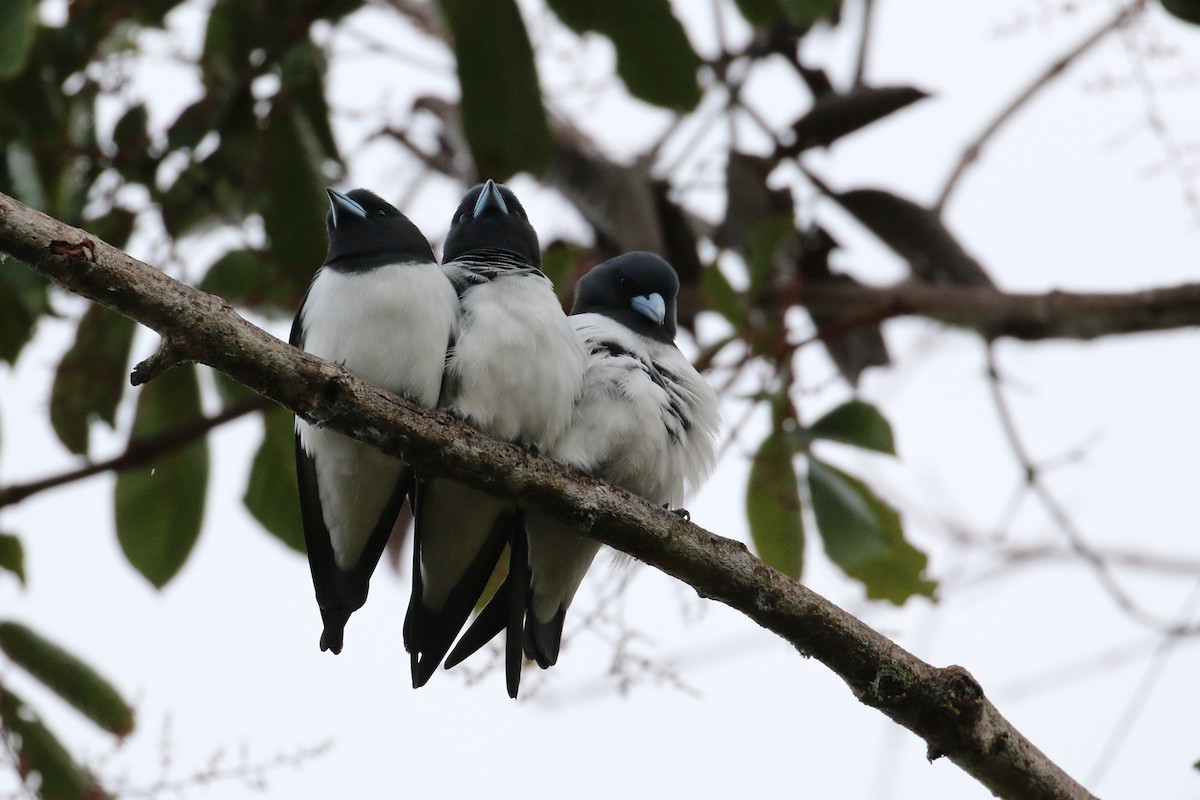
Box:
[292, 188, 458, 655]
[446, 251, 720, 688]
[404, 180, 586, 695]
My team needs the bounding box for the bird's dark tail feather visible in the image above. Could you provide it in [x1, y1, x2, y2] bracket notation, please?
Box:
[404, 485, 513, 689]
[523, 607, 566, 670]
[505, 513, 529, 699]
[320, 611, 349, 654]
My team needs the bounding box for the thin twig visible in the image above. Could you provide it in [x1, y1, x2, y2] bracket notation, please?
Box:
[934, 0, 1148, 214]
[985, 347, 1200, 635]
[1085, 578, 1200, 787]
[0, 398, 270, 510]
[853, 0, 876, 87]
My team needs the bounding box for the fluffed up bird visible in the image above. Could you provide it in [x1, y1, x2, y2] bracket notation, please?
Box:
[404, 180, 586, 695]
[446, 251, 720, 690]
[292, 188, 458, 655]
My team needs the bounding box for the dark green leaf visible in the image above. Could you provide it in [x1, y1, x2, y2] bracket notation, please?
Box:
[211, 367, 259, 407]
[831, 189, 993, 287]
[158, 162, 218, 239]
[805, 400, 895, 455]
[0, 622, 135, 738]
[790, 86, 929, 152]
[732, 0, 781, 26]
[747, 215, 796, 296]
[279, 42, 341, 164]
[0, 265, 50, 364]
[779, 0, 841, 26]
[545, 0, 701, 110]
[110, 103, 157, 185]
[199, 248, 302, 314]
[716, 152, 794, 255]
[244, 408, 304, 553]
[49, 305, 136, 455]
[262, 106, 327, 285]
[438, 0, 552, 179]
[0, 533, 24, 585]
[540, 242, 588, 304]
[165, 97, 217, 152]
[86, 208, 137, 250]
[699, 262, 745, 326]
[200, 0, 256, 89]
[0, 685, 104, 800]
[797, 226, 890, 387]
[746, 427, 805, 578]
[114, 365, 208, 588]
[0, 0, 36, 78]
[1163, 0, 1200, 25]
[808, 457, 935, 603]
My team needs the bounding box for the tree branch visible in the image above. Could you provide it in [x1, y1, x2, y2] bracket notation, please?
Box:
[0, 191, 1096, 799]
[795, 279, 1200, 341]
[0, 398, 270, 510]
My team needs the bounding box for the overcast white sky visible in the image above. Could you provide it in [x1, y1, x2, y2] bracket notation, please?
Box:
[2, 1, 1199, 798]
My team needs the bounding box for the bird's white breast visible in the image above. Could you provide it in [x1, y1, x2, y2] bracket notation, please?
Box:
[296, 261, 458, 569]
[446, 271, 585, 446]
[299, 263, 458, 404]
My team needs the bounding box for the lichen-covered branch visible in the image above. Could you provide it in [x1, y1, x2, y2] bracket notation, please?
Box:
[0, 191, 1098, 799]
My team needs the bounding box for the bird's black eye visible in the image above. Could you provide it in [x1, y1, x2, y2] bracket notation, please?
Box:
[617, 276, 632, 292]
[376, 209, 387, 217]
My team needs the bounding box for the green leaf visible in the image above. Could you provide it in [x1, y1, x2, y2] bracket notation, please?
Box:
[1163, 0, 1200, 25]
[0, 0, 36, 78]
[200, 0, 255, 89]
[830, 189, 993, 287]
[244, 408, 304, 553]
[0, 684, 104, 800]
[49, 305, 137, 455]
[731, 0, 781, 26]
[110, 103, 157, 185]
[545, 0, 701, 110]
[0, 622, 134, 738]
[199, 248, 304, 314]
[779, 0, 841, 26]
[790, 86, 929, 152]
[746, 427, 805, 578]
[0, 533, 25, 585]
[0, 265, 50, 364]
[807, 457, 935, 604]
[746, 215, 795, 296]
[86, 208, 137, 250]
[699, 261, 745, 326]
[540, 242, 588, 304]
[805, 400, 895, 455]
[114, 365, 209, 588]
[438, 0, 552, 179]
[279, 41, 341, 164]
[262, 106, 327, 286]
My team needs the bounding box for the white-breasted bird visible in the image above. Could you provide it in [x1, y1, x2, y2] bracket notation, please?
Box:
[292, 188, 458, 655]
[404, 180, 586, 695]
[446, 251, 720, 691]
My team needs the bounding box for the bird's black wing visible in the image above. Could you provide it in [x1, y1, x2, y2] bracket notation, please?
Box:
[295, 433, 412, 654]
[403, 479, 513, 688]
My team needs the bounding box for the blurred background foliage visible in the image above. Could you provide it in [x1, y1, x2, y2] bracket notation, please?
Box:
[0, 0, 1195, 795]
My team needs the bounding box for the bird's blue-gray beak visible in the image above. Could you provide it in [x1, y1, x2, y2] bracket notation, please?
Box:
[326, 188, 366, 227]
[630, 292, 667, 325]
[473, 179, 508, 218]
